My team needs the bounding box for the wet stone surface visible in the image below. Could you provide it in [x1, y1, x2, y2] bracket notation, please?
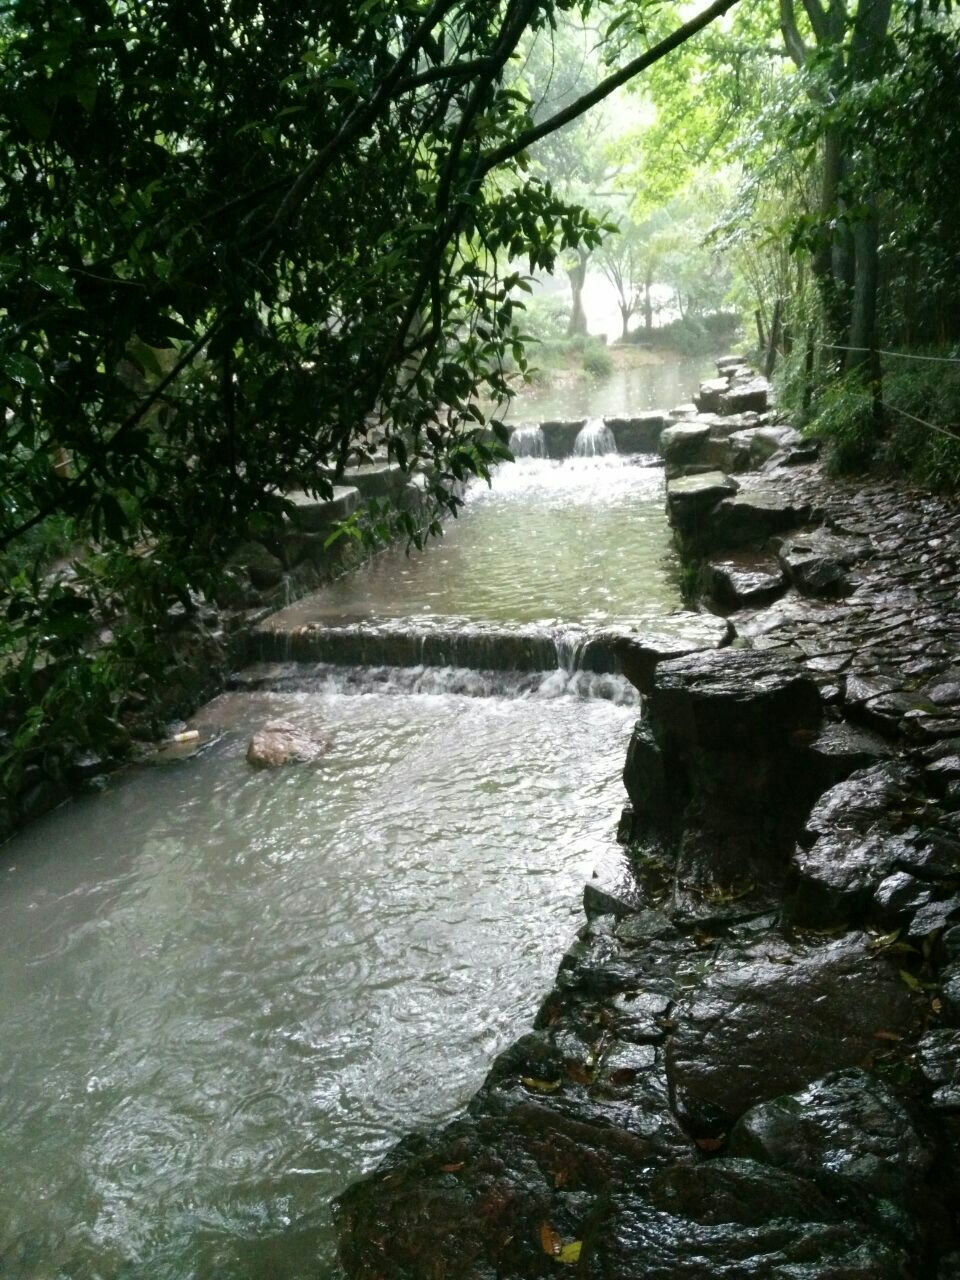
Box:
[337, 371, 960, 1278]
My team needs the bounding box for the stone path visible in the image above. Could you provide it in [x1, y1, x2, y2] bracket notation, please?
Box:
[335, 370, 960, 1279]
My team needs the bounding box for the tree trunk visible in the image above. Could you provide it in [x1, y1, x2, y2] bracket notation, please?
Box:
[566, 247, 589, 337]
[619, 304, 632, 342]
[644, 269, 653, 332]
[847, 195, 880, 371]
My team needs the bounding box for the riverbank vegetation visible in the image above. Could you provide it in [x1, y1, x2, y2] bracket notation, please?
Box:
[1, 0, 958, 826]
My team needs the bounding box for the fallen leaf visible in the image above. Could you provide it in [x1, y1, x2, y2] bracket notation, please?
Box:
[540, 1221, 561, 1257]
[440, 1162, 465, 1173]
[873, 1030, 902, 1042]
[765, 953, 794, 965]
[695, 1136, 725, 1151]
[931, 997, 943, 1013]
[899, 969, 922, 992]
[557, 1240, 583, 1264]
[522, 1076, 562, 1093]
[868, 929, 901, 951]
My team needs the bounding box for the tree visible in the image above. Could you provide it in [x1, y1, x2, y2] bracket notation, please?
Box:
[0, 0, 740, 799]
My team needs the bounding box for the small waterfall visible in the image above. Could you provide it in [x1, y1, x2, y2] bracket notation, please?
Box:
[573, 418, 617, 458]
[508, 424, 547, 459]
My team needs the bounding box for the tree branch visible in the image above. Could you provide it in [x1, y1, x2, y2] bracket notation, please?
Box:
[779, 0, 811, 66]
[476, 0, 741, 176]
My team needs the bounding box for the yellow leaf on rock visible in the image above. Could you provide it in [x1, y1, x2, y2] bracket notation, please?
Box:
[522, 1076, 562, 1093]
[557, 1240, 583, 1264]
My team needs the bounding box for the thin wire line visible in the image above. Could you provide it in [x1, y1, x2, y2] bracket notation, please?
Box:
[882, 401, 960, 443]
[822, 344, 960, 366]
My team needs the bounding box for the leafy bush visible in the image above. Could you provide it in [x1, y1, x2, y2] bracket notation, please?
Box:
[800, 354, 960, 489]
[581, 338, 613, 378]
[802, 369, 877, 474]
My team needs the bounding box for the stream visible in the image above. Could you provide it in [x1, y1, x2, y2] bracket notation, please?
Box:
[0, 361, 702, 1279]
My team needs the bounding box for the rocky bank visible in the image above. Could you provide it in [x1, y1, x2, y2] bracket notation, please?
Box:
[335, 362, 960, 1278]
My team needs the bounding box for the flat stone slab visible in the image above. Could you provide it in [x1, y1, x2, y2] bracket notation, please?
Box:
[659, 421, 712, 465]
[694, 377, 729, 414]
[666, 933, 917, 1132]
[708, 552, 786, 609]
[669, 402, 699, 420]
[284, 485, 359, 530]
[777, 528, 871, 597]
[651, 647, 822, 752]
[593, 612, 733, 694]
[720, 376, 769, 415]
[710, 490, 813, 547]
[666, 472, 739, 531]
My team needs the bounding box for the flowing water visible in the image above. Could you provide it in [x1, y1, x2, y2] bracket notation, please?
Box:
[0, 391, 699, 1278]
[266, 456, 679, 630]
[0, 689, 634, 1279]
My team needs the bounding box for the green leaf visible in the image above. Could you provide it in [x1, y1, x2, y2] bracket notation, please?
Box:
[3, 353, 44, 390]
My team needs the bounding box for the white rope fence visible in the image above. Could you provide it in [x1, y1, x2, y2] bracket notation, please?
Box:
[819, 344, 960, 441]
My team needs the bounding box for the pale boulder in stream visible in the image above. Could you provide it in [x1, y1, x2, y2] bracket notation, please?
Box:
[246, 719, 329, 769]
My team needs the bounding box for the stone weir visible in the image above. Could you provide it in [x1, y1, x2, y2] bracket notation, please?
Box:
[334, 360, 960, 1280]
[246, 613, 732, 691]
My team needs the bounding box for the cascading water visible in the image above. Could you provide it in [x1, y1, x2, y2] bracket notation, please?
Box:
[573, 416, 618, 457]
[507, 423, 547, 459]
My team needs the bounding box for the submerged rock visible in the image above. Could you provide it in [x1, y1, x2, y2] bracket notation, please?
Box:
[245, 719, 329, 768]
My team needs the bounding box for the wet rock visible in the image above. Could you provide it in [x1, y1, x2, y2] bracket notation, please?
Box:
[649, 1157, 837, 1227]
[873, 870, 933, 921]
[802, 720, 894, 791]
[669, 402, 699, 420]
[607, 613, 733, 696]
[930, 681, 960, 707]
[540, 418, 586, 457]
[666, 934, 917, 1133]
[728, 1069, 933, 1223]
[777, 529, 869, 598]
[719, 376, 770, 415]
[583, 883, 637, 921]
[335, 1101, 657, 1280]
[228, 539, 285, 590]
[694, 378, 730, 414]
[790, 764, 918, 923]
[577, 1189, 905, 1279]
[918, 1029, 960, 1109]
[709, 491, 813, 548]
[942, 962, 960, 1018]
[623, 720, 667, 819]
[245, 719, 329, 768]
[604, 412, 667, 453]
[284, 484, 359, 531]
[665, 472, 739, 535]
[651, 648, 822, 755]
[707, 552, 786, 609]
[659, 421, 713, 467]
[609, 985, 675, 1043]
[907, 895, 960, 942]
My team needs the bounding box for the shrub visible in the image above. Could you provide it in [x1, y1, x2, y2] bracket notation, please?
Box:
[581, 338, 613, 378]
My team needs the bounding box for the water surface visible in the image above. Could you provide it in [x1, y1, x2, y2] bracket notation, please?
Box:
[0, 689, 633, 1279]
[269, 457, 680, 630]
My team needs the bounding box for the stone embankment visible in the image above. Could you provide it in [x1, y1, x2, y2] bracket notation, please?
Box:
[335, 359, 960, 1278]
